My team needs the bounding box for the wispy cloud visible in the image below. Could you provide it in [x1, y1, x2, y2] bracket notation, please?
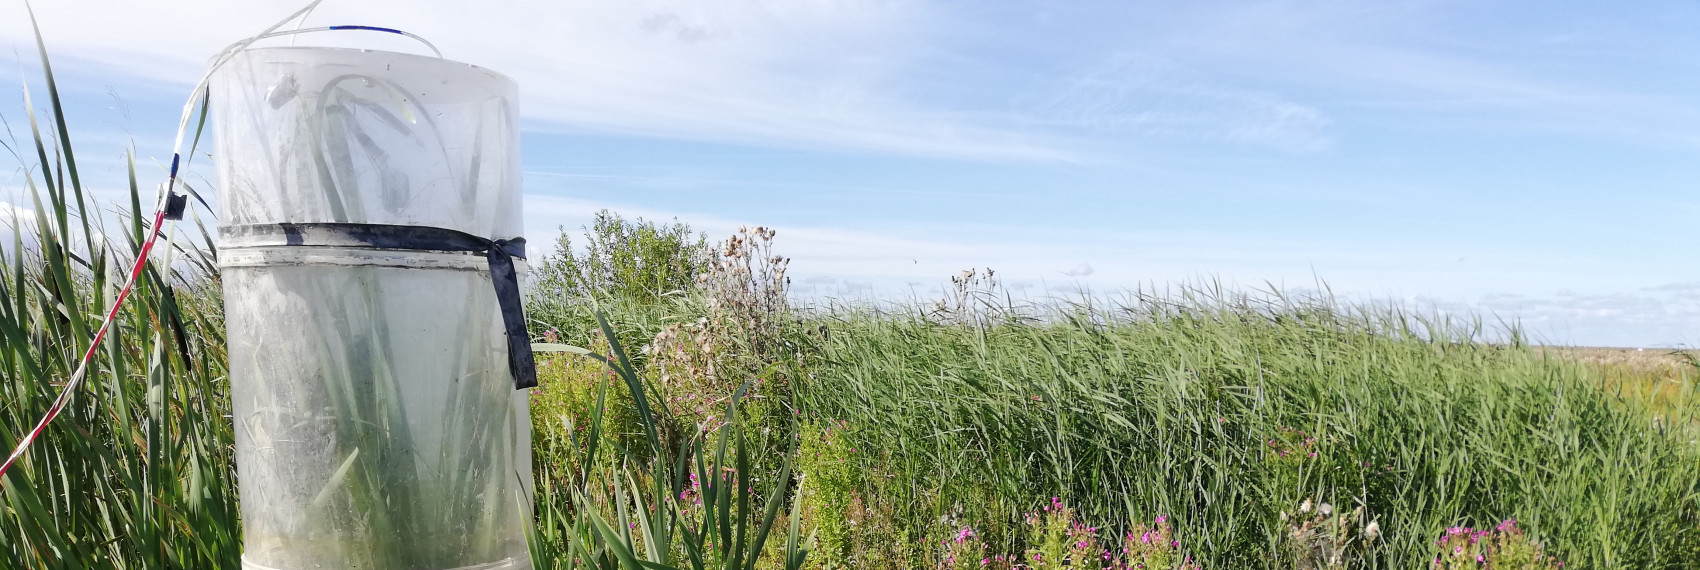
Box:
[1433, 286, 1700, 348]
[1022, 52, 1334, 152]
[0, 0, 1072, 161]
[1154, 0, 1700, 147]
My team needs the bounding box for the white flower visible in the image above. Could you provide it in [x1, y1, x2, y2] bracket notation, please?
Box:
[1318, 502, 1333, 516]
[1299, 499, 1313, 513]
[1364, 520, 1381, 540]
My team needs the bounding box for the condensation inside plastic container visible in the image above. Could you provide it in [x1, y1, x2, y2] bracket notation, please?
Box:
[212, 47, 521, 238]
[211, 47, 530, 570]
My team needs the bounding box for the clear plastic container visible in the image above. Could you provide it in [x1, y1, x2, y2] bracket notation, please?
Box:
[211, 47, 531, 570]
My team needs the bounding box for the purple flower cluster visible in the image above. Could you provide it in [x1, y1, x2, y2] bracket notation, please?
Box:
[1265, 426, 1319, 460]
[676, 472, 702, 506]
[1431, 519, 1563, 569]
[1016, 498, 1199, 570]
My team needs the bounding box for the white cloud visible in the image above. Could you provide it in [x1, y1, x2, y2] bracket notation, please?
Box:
[1425, 286, 1700, 349]
[0, 200, 38, 254]
[0, 0, 1069, 160]
[0, 201, 32, 223]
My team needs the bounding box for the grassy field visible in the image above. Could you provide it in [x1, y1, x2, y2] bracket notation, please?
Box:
[524, 276, 1700, 569]
[792, 294, 1700, 568]
[1545, 347, 1697, 420]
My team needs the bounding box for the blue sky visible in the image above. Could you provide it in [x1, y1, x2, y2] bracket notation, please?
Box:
[3, 1, 1700, 347]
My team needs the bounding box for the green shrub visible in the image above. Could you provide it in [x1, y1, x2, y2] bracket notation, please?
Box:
[1117, 516, 1201, 570]
[529, 328, 634, 486]
[1015, 500, 1203, 570]
[530, 223, 799, 449]
[796, 420, 859, 567]
[1023, 498, 1100, 569]
[536, 209, 708, 303]
[939, 526, 988, 570]
[525, 313, 811, 570]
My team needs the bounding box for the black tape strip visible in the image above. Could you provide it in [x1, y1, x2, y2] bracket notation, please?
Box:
[485, 238, 536, 389]
[163, 192, 188, 221]
[224, 222, 537, 390]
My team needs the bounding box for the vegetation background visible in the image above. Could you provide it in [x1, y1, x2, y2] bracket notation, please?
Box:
[523, 212, 1700, 569]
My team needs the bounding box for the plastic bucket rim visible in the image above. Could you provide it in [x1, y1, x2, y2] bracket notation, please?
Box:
[211, 45, 517, 88]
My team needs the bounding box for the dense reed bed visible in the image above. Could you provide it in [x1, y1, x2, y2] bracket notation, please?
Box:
[0, 34, 237, 568]
[788, 289, 1700, 568]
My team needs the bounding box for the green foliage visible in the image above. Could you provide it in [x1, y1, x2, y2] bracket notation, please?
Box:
[527, 225, 806, 568]
[795, 421, 858, 567]
[537, 210, 708, 303]
[526, 311, 812, 570]
[1014, 500, 1204, 570]
[1431, 520, 1563, 569]
[794, 288, 1700, 568]
[1024, 500, 1093, 569]
[531, 235, 1698, 569]
[939, 526, 988, 570]
[530, 329, 635, 488]
[0, 17, 235, 568]
[1118, 516, 1198, 570]
[792, 418, 937, 569]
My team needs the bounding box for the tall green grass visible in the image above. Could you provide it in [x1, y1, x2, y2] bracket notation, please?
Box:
[793, 288, 1700, 568]
[527, 310, 810, 570]
[0, 22, 237, 568]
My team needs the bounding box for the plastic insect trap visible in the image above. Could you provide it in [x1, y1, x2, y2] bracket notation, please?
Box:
[209, 24, 535, 570]
[0, 7, 537, 568]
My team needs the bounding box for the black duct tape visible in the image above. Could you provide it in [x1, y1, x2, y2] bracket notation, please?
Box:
[163, 192, 189, 221]
[222, 222, 537, 390]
